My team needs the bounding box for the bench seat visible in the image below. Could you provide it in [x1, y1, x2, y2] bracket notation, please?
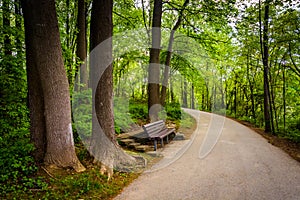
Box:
[142, 120, 175, 151]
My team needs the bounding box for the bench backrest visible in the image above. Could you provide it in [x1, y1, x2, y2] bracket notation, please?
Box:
[142, 120, 166, 137]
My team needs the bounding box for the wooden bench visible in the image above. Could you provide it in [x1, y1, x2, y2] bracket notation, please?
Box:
[142, 120, 175, 151]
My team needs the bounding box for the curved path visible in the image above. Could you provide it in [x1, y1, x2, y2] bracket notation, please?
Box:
[115, 109, 300, 200]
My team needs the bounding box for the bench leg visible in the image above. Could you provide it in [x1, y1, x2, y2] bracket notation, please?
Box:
[166, 135, 169, 144]
[154, 140, 157, 151]
[161, 138, 164, 148]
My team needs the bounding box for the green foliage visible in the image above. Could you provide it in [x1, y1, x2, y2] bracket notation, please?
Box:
[165, 102, 182, 121]
[2, 167, 138, 199]
[0, 53, 42, 195]
[283, 119, 300, 142]
[129, 100, 148, 124]
[72, 89, 92, 139]
[178, 112, 194, 129]
[39, 170, 137, 199]
[114, 97, 136, 133]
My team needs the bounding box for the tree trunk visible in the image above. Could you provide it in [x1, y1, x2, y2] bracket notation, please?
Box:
[182, 79, 188, 108]
[191, 84, 195, 109]
[76, 0, 88, 90]
[22, 0, 85, 172]
[15, 0, 22, 56]
[148, 0, 162, 121]
[259, 0, 272, 133]
[89, 0, 137, 173]
[170, 75, 175, 102]
[246, 52, 256, 121]
[234, 77, 237, 118]
[282, 64, 286, 134]
[25, 23, 47, 163]
[3, 0, 12, 56]
[160, 0, 189, 106]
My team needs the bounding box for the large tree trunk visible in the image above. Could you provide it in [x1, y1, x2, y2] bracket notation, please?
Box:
[22, 0, 85, 172]
[25, 30, 47, 163]
[148, 0, 162, 121]
[89, 0, 138, 175]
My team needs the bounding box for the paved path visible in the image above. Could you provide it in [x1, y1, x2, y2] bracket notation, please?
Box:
[115, 109, 300, 200]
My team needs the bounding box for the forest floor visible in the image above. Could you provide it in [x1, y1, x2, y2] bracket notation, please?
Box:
[229, 117, 300, 163]
[5, 113, 299, 199]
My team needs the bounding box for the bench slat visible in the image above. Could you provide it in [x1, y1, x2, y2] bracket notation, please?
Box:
[142, 120, 175, 151]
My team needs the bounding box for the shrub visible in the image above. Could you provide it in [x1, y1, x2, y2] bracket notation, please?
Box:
[0, 104, 45, 195]
[165, 102, 182, 121]
[114, 97, 135, 133]
[129, 101, 148, 123]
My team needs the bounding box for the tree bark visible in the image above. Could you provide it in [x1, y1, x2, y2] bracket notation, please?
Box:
[191, 84, 195, 109]
[89, 0, 137, 173]
[160, 0, 189, 106]
[148, 0, 162, 121]
[282, 64, 286, 133]
[22, 0, 85, 172]
[3, 0, 12, 56]
[76, 0, 88, 90]
[259, 0, 272, 133]
[182, 78, 188, 108]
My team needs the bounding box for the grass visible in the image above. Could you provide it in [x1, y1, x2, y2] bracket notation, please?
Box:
[3, 164, 139, 200]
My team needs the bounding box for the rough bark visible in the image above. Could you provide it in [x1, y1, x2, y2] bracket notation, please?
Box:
[25, 36, 47, 163]
[22, 0, 85, 172]
[89, 0, 138, 173]
[148, 0, 162, 121]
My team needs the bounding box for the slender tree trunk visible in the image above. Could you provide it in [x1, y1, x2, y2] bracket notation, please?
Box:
[160, 0, 189, 106]
[170, 75, 174, 102]
[14, 0, 22, 56]
[269, 63, 277, 133]
[259, 0, 272, 133]
[22, 0, 85, 172]
[234, 78, 237, 118]
[202, 86, 205, 110]
[148, 0, 162, 121]
[206, 83, 210, 111]
[191, 84, 195, 109]
[182, 79, 188, 108]
[283, 64, 286, 134]
[246, 52, 256, 121]
[3, 0, 12, 56]
[76, 0, 88, 90]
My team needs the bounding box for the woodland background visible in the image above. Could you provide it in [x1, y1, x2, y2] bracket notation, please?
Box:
[0, 0, 299, 197]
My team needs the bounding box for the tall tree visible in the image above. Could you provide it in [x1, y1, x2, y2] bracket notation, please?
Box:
[160, 0, 189, 106]
[76, 0, 88, 90]
[3, 0, 12, 56]
[148, 0, 162, 121]
[259, 0, 273, 133]
[89, 0, 137, 176]
[21, 0, 85, 171]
